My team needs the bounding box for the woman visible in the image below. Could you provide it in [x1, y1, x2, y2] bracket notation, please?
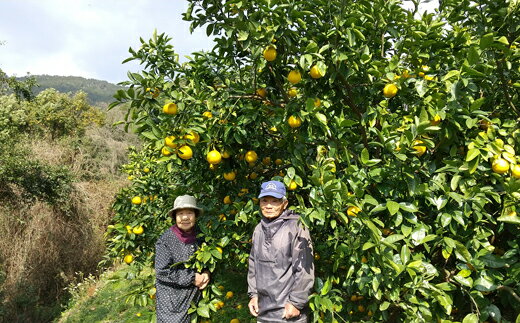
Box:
[155, 195, 210, 323]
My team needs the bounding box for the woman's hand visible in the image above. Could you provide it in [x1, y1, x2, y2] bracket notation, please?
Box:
[194, 272, 210, 290]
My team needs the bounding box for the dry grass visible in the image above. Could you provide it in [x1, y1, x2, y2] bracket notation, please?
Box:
[0, 177, 128, 321]
[0, 116, 135, 322]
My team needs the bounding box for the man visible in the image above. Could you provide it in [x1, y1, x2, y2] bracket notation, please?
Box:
[248, 180, 315, 322]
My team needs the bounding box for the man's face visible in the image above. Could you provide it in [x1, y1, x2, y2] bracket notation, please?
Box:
[259, 196, 288, 219]
[175, 208, 197, 232]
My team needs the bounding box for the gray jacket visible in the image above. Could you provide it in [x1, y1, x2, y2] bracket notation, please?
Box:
[248, 209, 314, 322]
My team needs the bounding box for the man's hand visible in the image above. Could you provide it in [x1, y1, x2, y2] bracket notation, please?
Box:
[248, 296, 259, 317]
[282, 303, 301, 319]
[194, 272, 210, 290]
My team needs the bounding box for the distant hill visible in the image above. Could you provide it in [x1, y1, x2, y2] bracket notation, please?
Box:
[18, 75, 124, 107]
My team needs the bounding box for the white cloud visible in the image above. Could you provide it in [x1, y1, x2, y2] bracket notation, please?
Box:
[0, 0, 214, 83]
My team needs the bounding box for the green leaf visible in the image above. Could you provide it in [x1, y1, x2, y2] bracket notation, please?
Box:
[483, 304, 501, 323]
[454, 241, 472, 263]
[362, 242, 376, 250]
[237, 30, 249, 41]
[197, 304, 210, 318]
[442, 70, 460, 81]
[399, 202, 418, 213]
[315, 112, 327, 125]
[386, 200, 400, 215]
[474, 274, 497, 291]
[321, 278, 332, 295]
[361, 148, 369, 165]
[497, 213, 520, 224]
[462, 313, 478, 323]
[140, 131, 158, 141]
[497, 36, 509, 46]
[380, 301, 390, 311]
[465, 148, 480, 162]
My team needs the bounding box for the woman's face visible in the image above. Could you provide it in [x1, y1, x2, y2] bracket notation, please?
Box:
[175, 208, 197, 232]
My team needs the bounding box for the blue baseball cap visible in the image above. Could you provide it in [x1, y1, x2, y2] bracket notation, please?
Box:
[258, 180, 286, 199]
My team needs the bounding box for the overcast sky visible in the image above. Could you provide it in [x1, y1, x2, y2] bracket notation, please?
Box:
[0, 1, 437, 85]
[0, 0, 215, 84]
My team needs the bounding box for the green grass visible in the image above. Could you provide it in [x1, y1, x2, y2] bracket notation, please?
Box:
[56, 264, 256, 323]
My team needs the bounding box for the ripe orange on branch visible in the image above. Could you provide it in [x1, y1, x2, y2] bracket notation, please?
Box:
[287, 70, 302, 84]
[288, 115, 302, 128]
[383, 83, 398, 98]
[263, 46, 277, 61]
[162, 102, 178, 114]
[412, 140, 427, 156]
[184, 132, 200, 144]
[206, 149, 222, 165]
[177, 145, 193, 160]
[310, 65, 324, 78]
[164, 136, 178, 148]
[492, 158, 509, 174]
[512, 165, 520, 178]
[347, 206, 361, 217]
[245, 150, 258, 163]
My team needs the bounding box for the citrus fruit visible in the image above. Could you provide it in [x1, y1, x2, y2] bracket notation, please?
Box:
[347, 205, 361, 217]
[184, 132, 200, 144]
[479, 119, 491, 130]
[256, 87, 267, 98]
[143, 167, 150, 173]
[430, 114, 441, 126]
[225, 291, 234, 299]
[314, 98, 321, 107]
[216, 247, 223, 254]
[358, 305, 365, 312]
[177, 145, 193, 160]
[412, 140, 426, 156]
[124, 254, 134, 264]
[275, 158, 283, 165]
[263, 46, 277, 61]
[202, 111, 213, 118]
[350, 295, 358, 302]
[512, 165, 520, 178]
[223, 196, 232, 204]
[361, 256, 368, 263]
[310, 65, 324, 78]
[230, 319, 240, 323]
[262, 157, 271, 165]
[249, 172, 258, 180]
[288, 115, 302, 128]
[206, 149, 222, 165]
[245, 150, 258, 163]
[161, 147, 173, 156]
[131, 196, 142, 205]
[164, 136, 177, 148]
[288, 180, 298, 190]
[287, 70, 302, 84]
[224, 171, 236, 181]
[383, 84, 398, 98]
[222, 150, 231, 158]
[287, 87, 298, 97]
[133, 225, 144, 235]
[491, 158, 509, 174]
[163, 102, 178, 114]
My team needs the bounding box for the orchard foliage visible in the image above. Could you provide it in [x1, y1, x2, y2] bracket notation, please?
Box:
[107, 0, 520, 321]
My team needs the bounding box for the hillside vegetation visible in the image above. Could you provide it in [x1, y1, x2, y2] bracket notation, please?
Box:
[0, 72, 138, 322]
[18, 74, 124, 106]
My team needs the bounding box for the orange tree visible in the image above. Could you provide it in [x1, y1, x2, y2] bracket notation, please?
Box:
[106, 0, 520, 321]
